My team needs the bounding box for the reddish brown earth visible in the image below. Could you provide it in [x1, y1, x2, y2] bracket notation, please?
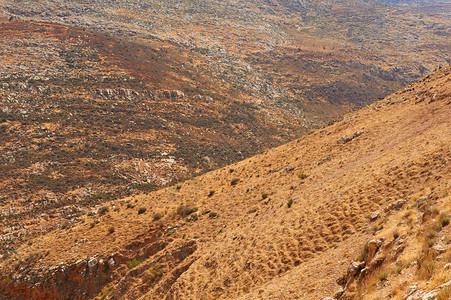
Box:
[1, 0, 450, 263]
[1, 65, 449, 299]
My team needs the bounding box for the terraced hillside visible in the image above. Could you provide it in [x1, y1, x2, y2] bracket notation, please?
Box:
[1, 65, 449, 299]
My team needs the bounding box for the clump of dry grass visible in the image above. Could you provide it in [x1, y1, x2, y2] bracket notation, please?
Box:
[437, 286, 451, 300]
[177, 205, 197, 216]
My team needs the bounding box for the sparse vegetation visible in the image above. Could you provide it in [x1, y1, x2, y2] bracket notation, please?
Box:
[138, 207, 147, 215]
[358, 242, 369, 262]
[208, 190, 215, 197]
[297, 171, 308, 179]
[98, 206, 109, 216]
[287, 199, 293, 208]
[437, 286, 451, 300]
[231, 178, 239, 186]
[148, 262, 164, 279]
[153, 213, 163, 221]
[440, 214, 450, 227]
[126, 259, 141, 270]
[261, 193, 268, 199]
[99, 286, 112, 300]
[177, 205, 197, 216]
[378, 271, 388, 282]
[108, 226, 115, 234]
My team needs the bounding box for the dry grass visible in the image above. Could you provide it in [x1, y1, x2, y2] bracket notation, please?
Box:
[2, 65, 450, 299]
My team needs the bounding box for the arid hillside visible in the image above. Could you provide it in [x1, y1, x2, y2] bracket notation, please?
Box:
[1, 65, 449, 299]
[0, 19, 315, 256]
[5, 0, 451, 107]
[1, 0, 450, 258]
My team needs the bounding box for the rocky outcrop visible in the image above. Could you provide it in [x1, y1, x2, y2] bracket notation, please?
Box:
[335, 235, 407, 299]
[0, 255, 115, 300]
[403, 280, 451, 300]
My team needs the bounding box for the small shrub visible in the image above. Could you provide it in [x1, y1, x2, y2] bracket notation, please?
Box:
[99, 286, 112, 300]
[208, 190, 215, 197]
[126, 259, 141, 269]
[61, 221, 70, 230]
[231, 178, 239, 186]
[177, 205, 197, 216]
[378, 271, 388, 281]
[242, 286, 249, 293]
[440, 214, 450, 227]
[90, 221, 96, 229]
[98, 206, 109, 216]
[417, 249, 436, 280]
[138, 207, 147, 215]
[437, 286, 451, 300]
[208, 211, 218, 218]
[261, 193, 268, 199]
[392, 228, 400, 239]
[287, 199, 293, 208]
[358, 243, 369, 262]
[102, 262, 110, 272]
[297, 171, 308, 179]
[148, 262, 164, 278]
[108, 226, 115, 234]
[153, 213, 162, 221]
[176, 184, 182, 190]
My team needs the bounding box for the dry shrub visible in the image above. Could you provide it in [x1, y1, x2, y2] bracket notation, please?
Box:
[177, 205, 197, 216]
[417, 248, 437, 280]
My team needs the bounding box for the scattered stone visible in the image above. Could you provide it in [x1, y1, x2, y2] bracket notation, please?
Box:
[108, 258, 115, 267]
[337, 131, 365, 144]
[349, 261, 364, 274]
[416, 195, 428, 205]
[367, 239, 384, 263]
[387, 199, 406, 211]
[432, 244, 447, 254]
[370, 211, 380, 221]
[87, 257, 97, 270]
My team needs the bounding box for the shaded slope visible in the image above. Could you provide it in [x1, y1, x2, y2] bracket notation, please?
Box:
[1, 65, 449, 299]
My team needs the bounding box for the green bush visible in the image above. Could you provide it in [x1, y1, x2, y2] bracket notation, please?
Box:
[126, 259, 141, 269]
[297, 171, 308, 179]
[358, 242, 369, 262]
[440, 214, 450, 227]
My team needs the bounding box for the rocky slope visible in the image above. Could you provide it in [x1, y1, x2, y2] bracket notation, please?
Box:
[0, 19, 311, 256]
[1, 0, 450, 258]
[1, 65, 449, 299]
